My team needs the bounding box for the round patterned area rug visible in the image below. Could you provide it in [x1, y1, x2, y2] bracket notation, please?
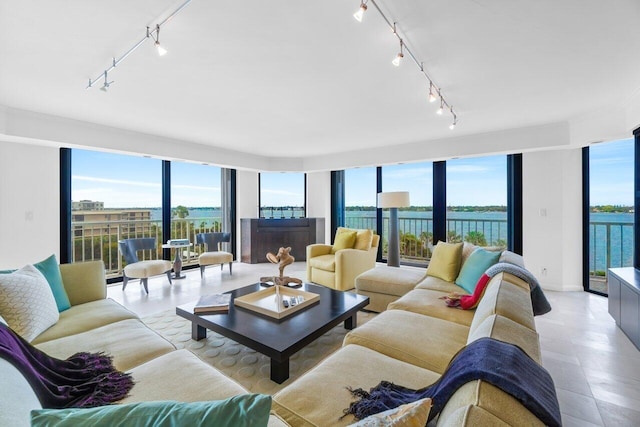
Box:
[143, 309, 374, 395]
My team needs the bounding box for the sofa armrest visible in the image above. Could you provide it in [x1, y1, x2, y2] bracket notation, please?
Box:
[59, 261, 107, 306]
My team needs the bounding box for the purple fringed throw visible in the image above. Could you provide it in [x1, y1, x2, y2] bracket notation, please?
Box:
[0, 322, 134, 408]
[343, 337, 561, 427]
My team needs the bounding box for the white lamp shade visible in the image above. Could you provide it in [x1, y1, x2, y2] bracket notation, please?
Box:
[377, 191, 410, 208]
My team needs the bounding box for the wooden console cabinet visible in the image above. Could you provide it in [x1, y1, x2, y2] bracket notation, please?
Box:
[608, 267, 640, 350]
[240, 218, 325, 264]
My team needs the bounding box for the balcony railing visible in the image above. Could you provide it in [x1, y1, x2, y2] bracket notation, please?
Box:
[71, 215, 633, 281]
[589, 221, 634, 276]
[72, 217, 222, 278]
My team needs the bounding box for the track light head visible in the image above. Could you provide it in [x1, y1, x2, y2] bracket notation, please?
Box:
[428, 83, 437, 103]
[437, 100, 444, 115]
[449, 119, 457, 130]
[392, 40, 404, 66]
[392, 52, 403, 67]
[155, 40, 167, 56]
[354, 1, 367, 22]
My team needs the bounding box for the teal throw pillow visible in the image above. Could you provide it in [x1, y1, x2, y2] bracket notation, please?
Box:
[31, 394, 272, 427]
[33, 255, 71, 312]
[455, 248, 501, 294]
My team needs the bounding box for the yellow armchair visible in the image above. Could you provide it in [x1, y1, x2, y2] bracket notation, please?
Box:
[306, 230, 380, 291]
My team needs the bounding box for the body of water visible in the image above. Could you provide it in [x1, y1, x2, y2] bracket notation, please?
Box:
[149, 207, 633, 272]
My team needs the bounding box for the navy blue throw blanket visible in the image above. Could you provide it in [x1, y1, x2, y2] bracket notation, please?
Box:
[343, 338, 561, 427]
[0, 322, 134, 408]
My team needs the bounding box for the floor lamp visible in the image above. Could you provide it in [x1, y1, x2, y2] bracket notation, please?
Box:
[378, 191, 410, 267]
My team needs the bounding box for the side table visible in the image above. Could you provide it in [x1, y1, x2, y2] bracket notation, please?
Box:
[162, 243, 193, 279]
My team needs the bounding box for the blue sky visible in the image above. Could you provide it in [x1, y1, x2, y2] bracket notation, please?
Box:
[589, 138, 634, 205]
[73, 139, 634, 209]
[72, 150, 221, 208]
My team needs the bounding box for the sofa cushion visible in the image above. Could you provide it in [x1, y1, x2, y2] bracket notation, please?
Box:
[343, 309, 469, 374]
[0, 358, 42, 427]
[355, 266, 426, 297]
[455, 248, 501, 294]
[308, 254, 336, 272]
[35, 318, 175, 371]
[415, 275, 466, 294]
[467, 314, 541, 364]
[31, 395, 272, 427]
[121, 349, 248, 402]
[348, 398, 432, 426]
[31, 299, 139, 344]
[437, 381, 545, 427]
[499, 250, 525, 268]
[425, 242, 463, 282]
[272, 344, 440, 427]
[332, 230, 357, 254]
[0, 265, 59, 342]
[436, 404, 510, 427]
[124, 260, 172, 279]
[469, 276, 535, 334]
[31, 255, 71, 312]
[388, 289, 475, 326]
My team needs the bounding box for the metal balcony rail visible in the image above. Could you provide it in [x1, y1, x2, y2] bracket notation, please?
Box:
[70, 215, 633, 279]
[71, 217, 222, 277]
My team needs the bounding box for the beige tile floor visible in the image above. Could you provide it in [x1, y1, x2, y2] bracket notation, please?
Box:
[107, 262, 640, 426]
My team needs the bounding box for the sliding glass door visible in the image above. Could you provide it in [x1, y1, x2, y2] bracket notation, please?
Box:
[586, 139, 634, 295]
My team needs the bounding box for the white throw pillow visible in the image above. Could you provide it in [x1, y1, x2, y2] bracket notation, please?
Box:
[0, 264, 59, 342]
[348, 398, 432, 426]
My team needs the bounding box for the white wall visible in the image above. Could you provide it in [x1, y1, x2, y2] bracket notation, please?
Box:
[234, 170, 259, 259]
[306, 171, 331, 243]
[0, 140, 59, 269]
[522, 149, 583, 291]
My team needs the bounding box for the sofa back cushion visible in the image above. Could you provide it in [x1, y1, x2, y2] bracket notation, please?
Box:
[426, 242, 463, 282]
[467, 314, 541, 364]
[59, 261, 107, 306]
[468, 274, 535, 335]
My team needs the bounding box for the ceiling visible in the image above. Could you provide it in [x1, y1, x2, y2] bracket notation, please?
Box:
[1, 0, 640, 161]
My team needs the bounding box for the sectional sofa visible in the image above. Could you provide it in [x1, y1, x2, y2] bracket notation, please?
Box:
[271, 247, 555, 426]
[1, 261, 287, 427]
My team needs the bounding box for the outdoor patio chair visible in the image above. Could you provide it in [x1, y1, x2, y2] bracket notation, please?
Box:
[118, 238, 173, 294]
[196, 232, 233, 277]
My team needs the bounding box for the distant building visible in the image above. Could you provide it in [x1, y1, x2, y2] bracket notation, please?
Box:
[72, 200, 104, 211]
[72, 209, 153, 238]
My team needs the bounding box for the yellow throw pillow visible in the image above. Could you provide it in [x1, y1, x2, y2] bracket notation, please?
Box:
[348, 398, 431, 426]
[426, 241, 464, 282]
[331, 230, 357, 254]
[354, 229, 374, 251]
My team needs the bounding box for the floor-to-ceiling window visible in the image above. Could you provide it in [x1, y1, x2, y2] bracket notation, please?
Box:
[171, 162, 223, 263]
[381, 162, 433, 265]
[585, 138, 634, 295]
[71, 149, 163, 276]
[445, 156, 507, 248]
[66, 149, 235, 279]
[259, 172, 305, 218]
[344, 168, 378, 232]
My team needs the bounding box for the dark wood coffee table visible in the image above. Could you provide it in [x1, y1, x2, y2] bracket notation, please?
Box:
[176, 283, 369, 383]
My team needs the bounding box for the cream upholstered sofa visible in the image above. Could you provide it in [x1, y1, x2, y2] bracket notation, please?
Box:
[355, 242, 514, 312]
[306, 227, 380, 291]
[271, 249, 555, 426]
[0, 261, 287, 427]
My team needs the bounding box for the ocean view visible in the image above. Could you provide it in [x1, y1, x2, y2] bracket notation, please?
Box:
[144, 207, 633, 272]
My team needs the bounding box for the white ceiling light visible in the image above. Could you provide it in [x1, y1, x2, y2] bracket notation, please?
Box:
[153, 25, 168, 56]
[392, 39, 404, 67]
[353, 1, 368, 22]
